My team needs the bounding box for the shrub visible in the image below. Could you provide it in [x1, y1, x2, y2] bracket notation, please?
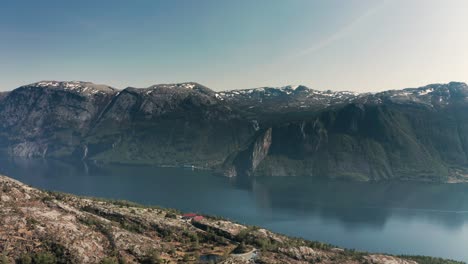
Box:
[100, 257, 119, 264]
[0, 254, 9, 264]
[165, 212, 177, 219]
[33, 252, 56, 264]
[232, 243, 251, 254]
[17, 254, 32, 264]
[141, 250, 163, 264]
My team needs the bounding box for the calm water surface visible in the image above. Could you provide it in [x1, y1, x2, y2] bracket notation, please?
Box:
[1, 157, 468, 262]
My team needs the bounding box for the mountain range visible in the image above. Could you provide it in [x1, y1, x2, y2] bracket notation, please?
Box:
[1, 80, 468, 182]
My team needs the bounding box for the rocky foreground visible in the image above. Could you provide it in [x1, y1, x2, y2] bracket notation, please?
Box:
[0, 175, 462, 264]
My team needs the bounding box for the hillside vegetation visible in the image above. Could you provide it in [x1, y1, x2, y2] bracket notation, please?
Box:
[0, 175, 463, 264]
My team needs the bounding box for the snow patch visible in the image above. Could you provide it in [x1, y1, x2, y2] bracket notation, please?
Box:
[30, 81, 110, 96]
[418, 88, 433, 96]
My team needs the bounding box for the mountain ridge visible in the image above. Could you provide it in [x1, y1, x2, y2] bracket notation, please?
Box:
[15, 80, 468, 96]
[1, 81, 468, 182]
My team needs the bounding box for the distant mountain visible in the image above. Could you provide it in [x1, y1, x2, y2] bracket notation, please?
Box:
[0, 81, 117, 158]
[84, 82, 252, 167]
[1, 80, 468, 182]
[216, 85, 360, 115]
[216, 83, 468, 115]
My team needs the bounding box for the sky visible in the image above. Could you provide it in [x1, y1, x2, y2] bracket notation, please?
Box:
[1, 0, 468, 92]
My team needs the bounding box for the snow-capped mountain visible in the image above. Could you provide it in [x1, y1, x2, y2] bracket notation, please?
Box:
[370, 82, 468, 107]
[215, 82, 468, 113]
[215, 85, 360, 112]
[23, 81, 117, 96]
[145, 82, 215, 96]
[1, 80, 468, 182]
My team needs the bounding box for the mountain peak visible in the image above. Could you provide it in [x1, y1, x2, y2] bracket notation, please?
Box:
[145, 82, 215, 96]
[24, 81, 117, 95]
[147, 82, 202, 90]
[273, 85, 304, 91]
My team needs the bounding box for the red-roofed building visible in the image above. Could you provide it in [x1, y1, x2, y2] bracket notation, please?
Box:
[182, 213, 204, 222]
[182, 213, 197, 220]
[193, 216, 204, 222]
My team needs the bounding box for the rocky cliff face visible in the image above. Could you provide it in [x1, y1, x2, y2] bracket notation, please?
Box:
[1, 81, 468, 181]
[228, 128, 273, 177]
[229, 82, 468, 181]
[83, 83, 255, 166]
[0, 174, 455, 264]
[250, 104, 461, 181]
[0, 91, 8, 101]
[0, 81, 255, 167]
[0, 81, 117, 158]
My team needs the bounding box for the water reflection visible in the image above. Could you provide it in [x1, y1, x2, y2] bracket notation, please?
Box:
[231, 176, 468, 230]
[1, 157, 468, 261]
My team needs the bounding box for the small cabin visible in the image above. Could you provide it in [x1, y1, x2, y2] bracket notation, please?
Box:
[182, 213, 204, 221]
[193, 215, 204, 221]
[182, 213, 197, 220]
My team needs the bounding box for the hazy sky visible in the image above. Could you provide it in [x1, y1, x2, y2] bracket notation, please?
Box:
[1, 0, 468, 92]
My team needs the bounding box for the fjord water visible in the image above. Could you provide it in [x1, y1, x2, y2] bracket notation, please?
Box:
[1, 158, 468, 262]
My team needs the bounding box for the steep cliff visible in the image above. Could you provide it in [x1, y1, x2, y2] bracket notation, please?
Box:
[83, 83, 255, 167]
[0, 81, 117, 158]
[228, 82, 468, 181]
[227, 128, 272, 177]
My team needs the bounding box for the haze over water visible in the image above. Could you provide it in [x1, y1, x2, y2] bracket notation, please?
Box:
[1, 157, 468, 262]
